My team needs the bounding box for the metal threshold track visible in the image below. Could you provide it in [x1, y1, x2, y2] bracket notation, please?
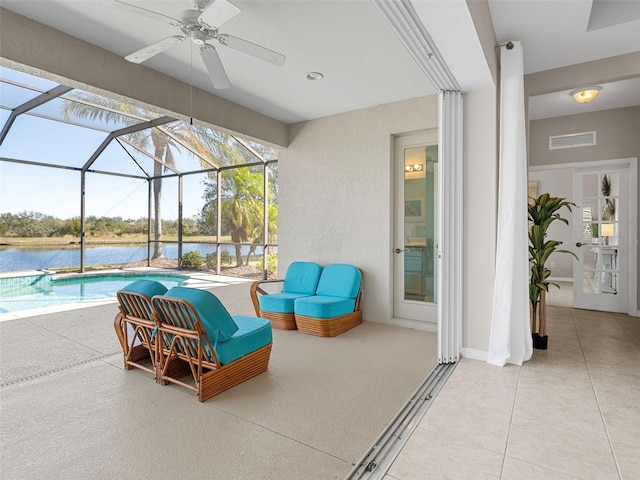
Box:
[346, 361, 457, 479]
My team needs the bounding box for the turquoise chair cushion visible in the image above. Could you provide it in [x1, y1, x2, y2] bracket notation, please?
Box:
[164, 287, 239, 342]
[282, 261, 323, 294]
[294, 295, 356, 319]
[122, 279, 168, 298]
[315, 264, 362, 299]
[212, 316, 272, 365]
[259, 292, 311, 314]
[120, 279, 168, 317]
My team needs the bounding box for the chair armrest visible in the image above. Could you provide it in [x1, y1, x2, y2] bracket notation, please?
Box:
[113, 311, 126, 351]
[249, 279, 284, 316]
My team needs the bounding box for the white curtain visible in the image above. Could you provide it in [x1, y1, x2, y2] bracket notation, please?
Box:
[487, 41, 532, 367]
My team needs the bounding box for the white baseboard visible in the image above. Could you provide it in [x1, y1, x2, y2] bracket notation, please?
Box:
[385, 318, 438, 332]
[548, 277, 573, 283]
[460, 347, 488, 362]
[367, 318, 438, 332]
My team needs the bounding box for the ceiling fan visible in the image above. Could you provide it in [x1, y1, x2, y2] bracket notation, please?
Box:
[112, 0, 286, 89]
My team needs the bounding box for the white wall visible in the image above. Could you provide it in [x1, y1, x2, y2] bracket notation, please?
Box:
[279, 96, 438, 324]
[462, 87, 498, 357]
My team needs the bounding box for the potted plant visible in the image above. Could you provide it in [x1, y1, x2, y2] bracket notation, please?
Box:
[528, 193, 577, 349]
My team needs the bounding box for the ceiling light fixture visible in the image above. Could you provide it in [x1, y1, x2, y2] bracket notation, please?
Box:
[306, 72, 324, 81]
[405, 164, 423, 172]
[570, 86, 601, 104]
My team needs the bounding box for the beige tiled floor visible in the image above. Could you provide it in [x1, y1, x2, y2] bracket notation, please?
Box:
[385, 305, 640, 480]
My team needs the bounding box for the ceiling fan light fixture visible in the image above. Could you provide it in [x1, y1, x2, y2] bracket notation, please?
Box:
[570, 86, 601, 103]
[306, 72, 324, 81]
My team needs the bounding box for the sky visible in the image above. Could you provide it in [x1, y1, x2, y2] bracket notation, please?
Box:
[0, 67, 210, 220]
[0, 160, 208, 220]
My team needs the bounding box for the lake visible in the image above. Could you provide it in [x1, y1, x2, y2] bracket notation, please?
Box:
[0, 243, 263, 272]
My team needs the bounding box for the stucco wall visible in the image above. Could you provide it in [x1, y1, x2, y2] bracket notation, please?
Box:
[280, 89, 499, 359]
[279, 96, 438, 325]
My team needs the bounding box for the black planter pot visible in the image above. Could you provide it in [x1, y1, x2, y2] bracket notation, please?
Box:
[532, 333, 548, 350]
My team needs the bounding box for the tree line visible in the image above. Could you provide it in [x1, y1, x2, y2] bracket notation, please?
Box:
[0, 211, 200, 239]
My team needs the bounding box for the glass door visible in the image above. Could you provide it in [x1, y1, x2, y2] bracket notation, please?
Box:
[573, 169, 628, 312]
[393, 131, 438, 323]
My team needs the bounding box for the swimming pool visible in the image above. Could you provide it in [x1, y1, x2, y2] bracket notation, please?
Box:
[0, 271, 189, 314]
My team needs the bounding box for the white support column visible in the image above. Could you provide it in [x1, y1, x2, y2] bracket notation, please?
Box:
[438, 91, 463, 363]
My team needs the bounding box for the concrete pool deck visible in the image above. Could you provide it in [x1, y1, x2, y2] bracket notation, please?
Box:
[0, 277, 438, 479]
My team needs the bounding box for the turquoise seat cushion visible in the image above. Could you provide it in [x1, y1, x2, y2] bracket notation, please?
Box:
[294, 295, 356, 319]
[315, 264, 362, 298]
[211, 316, 273, 365]
[282, 261, 323, 294]
[122, 279, 168, 298]
[164, 287, 239, 342]
[259, 292, 311, 314]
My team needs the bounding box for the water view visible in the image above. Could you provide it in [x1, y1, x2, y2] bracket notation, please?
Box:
[0, 243, 263, 272]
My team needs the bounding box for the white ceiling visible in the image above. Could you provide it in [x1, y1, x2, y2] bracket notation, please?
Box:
[489, 0, 640, 120]
[1, 0, 640, 123]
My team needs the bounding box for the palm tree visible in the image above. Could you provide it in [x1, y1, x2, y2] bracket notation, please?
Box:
[222, 166, 264, 266]
[200, 147, 268, 267]
[61, 91, 219, 258]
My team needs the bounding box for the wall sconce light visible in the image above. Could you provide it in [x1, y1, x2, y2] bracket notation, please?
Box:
[405, 164, 424, 172]
[570, 86, 601, 104]
[601, 223, 614, 245]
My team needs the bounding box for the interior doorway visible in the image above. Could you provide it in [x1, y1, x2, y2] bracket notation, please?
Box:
[529, 158, 637, 315]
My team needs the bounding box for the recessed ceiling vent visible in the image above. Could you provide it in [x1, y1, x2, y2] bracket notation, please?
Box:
[549, 131, 596, 150]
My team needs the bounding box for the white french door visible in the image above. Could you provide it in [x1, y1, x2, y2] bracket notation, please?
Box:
[393, 130, 438, 324]
[573, 162, 635, 312]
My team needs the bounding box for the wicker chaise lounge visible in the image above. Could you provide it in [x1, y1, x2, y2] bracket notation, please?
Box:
[249, 261, 322, 330]
[294, 263, 363, 337]
[113, 279, 168, 380]
[152, 287, 273, 402]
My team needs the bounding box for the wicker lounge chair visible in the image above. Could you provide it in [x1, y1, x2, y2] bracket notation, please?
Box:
[152, 287, 273, 402]
[113, 279, 168, 380]
[294, 264, 363, 337]
[249, 261, 322, 330]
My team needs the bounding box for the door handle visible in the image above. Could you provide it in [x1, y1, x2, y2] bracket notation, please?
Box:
[394, 248, 404, 253]
[576, 242, 586, 247]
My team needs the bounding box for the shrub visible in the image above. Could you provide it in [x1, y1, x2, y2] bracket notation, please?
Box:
[267, 253, 278, 277]
[203, 250, 233, 269]
[220, 250, 233, 266]
[205, 252, 216, 270]
[182, 251, 204, 269]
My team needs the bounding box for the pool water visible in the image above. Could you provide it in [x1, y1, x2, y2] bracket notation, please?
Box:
[0, 272, 188, 313]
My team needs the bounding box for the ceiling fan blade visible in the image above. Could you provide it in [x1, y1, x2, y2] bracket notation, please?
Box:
[217, 34, 286, 67]
[199, 0, 241, 29]
[125, 36, 185, 63]
[111, 0, 181, 26]
[200, 44, 231, 89]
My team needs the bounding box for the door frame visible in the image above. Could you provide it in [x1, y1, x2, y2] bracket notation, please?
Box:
[392, 129, 439, 328]
[530, 157, 638, 316]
